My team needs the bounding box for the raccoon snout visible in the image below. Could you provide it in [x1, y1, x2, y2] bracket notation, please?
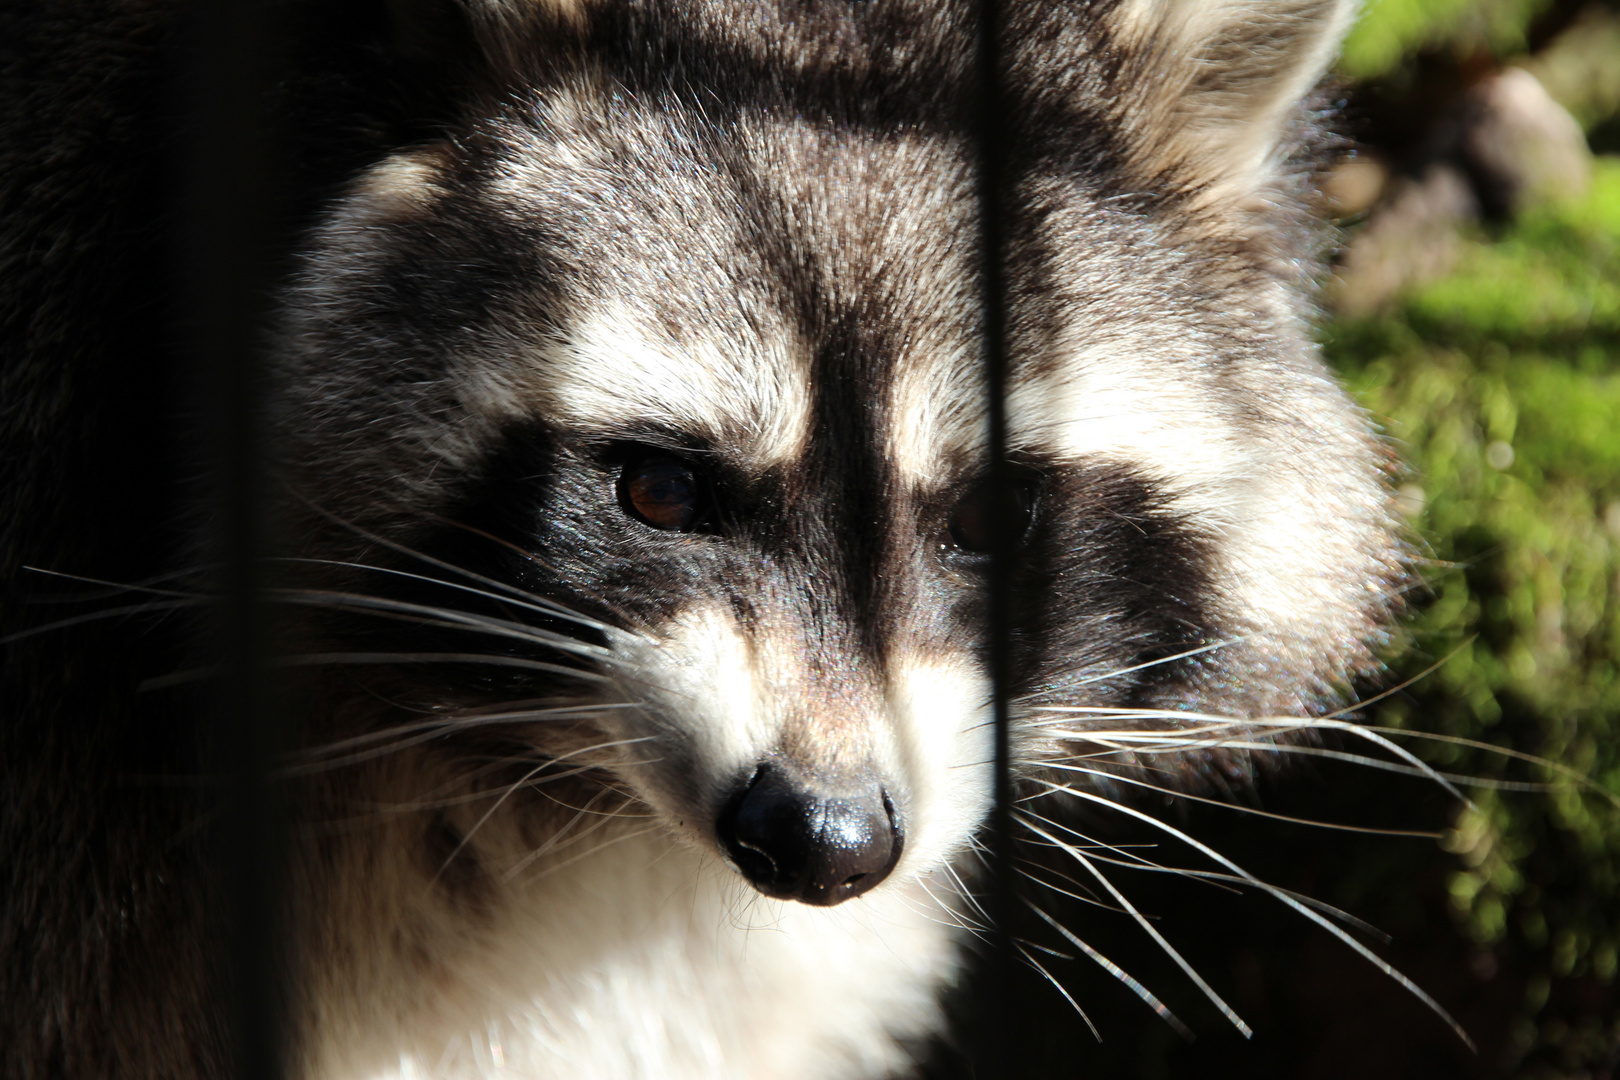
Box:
[716, 764, 904, 907]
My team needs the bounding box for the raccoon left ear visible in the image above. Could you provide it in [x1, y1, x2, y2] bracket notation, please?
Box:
[1099, 0, 1359, 208]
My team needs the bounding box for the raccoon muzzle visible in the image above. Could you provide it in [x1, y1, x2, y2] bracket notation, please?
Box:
[717, 763, 904, 906]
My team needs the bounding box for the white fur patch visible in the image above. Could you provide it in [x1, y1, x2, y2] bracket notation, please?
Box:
[885, 341, 987, 488]
[600, 608, 773, 822]
[883, 658, 996, 878]
[494, 306, 813, 469]
[317, 834, 961, 1080]
[600, 612, 997, 877]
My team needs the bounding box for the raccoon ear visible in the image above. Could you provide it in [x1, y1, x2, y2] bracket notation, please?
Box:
[1102, 0, 1359, 207]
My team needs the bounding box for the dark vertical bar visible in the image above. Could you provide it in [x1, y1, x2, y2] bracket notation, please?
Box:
[970, 0, 1020, 1077]
[189, 2, 285, 1077]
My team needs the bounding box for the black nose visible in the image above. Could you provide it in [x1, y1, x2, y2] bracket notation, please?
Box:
[717, 763, 903, 906]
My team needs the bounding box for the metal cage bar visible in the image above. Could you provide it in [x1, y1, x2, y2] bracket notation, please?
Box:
[190, 1, 287, 1077]
[971, 0, 1023, 1076]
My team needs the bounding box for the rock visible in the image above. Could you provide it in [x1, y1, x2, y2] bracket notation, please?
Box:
[1454, 67, 1592, 217]
[1330, 66, 1593, 314]
[1332, 163, 1477, 316]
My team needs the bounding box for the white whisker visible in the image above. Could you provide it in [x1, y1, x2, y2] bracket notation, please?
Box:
[433, 761, 552, 883]
[272, 556, 610, 632]
[1017, 810, 1253, 1038]
[1075, 859, 1392, 943]
[269, 588, 611, 658]
[138, 651, 612, 693]
[286, 495, 610, 631]
[1012, 940, 1102, 1042]
[0, 597, 205, 645]
[295, 701, 643, 762]
[511, 824, 664, 886]
[1024, 899, 1191, 1039]
[1033, 783, 1475, 1049]
[1068, 639, 1245, 687]
[1034, 764, 1444, 838]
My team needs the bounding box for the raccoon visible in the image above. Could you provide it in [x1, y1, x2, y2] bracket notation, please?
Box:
[0, 1, 1405, 1078]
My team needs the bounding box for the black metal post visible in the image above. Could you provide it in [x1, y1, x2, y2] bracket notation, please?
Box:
[189, 2, 285, 1077]
[971, 0, 1022, 1076]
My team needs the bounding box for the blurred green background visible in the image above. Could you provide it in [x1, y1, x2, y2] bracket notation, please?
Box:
[1321, 165, 1620, 1077]
[1330, 1, 1620, 1074]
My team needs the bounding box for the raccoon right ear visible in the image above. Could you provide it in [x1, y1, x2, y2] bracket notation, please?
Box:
[1098, 0, 1359, 213]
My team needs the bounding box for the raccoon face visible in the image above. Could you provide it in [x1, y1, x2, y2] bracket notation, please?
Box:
[271, 0, 1398, 912]
[278, 119, 1005, 904]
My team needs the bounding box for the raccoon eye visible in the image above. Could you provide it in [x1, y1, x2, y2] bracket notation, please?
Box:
[947, 479, 1036, 554]
[619, 453, 705, 532]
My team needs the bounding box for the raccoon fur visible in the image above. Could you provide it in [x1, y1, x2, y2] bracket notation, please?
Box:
[0, 1, 1405, 1078]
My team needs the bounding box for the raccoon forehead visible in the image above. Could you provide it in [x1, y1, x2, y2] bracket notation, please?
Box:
[482, 112, 983, 476]
[730, 118, 988, 489]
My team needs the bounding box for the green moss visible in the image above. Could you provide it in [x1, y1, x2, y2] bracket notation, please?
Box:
[1326, 155, 1620, 1069]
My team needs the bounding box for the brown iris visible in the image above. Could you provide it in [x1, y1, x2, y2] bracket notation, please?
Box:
[620, 453, 702, 531]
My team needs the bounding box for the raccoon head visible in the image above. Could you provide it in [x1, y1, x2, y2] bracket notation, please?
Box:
[271, 0, 1396, 911]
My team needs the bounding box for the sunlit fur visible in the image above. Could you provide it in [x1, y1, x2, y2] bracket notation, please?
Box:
[0, 1, 1413, 1078]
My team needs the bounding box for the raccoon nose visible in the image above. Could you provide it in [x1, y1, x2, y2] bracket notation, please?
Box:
[717, 764, 903, 907]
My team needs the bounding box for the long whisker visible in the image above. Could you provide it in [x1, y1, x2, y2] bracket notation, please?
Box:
[1031, 713, 1499, 801]
[20, 565, 207, 600]
[286, 719, 656, 781]
[1015, 859, 1125, 912]
[410, 510, 649, 632]
[912, 877, 991, 939]
[1016, 806, 1236, 899]
[1351, 725, 1620, 808]
[433, 760, 553, 884]
[296, 701, 643, 762]
[1023, 899, 1191, 1039]
[1314, 642, 1474, 721]
[270, 588, 610, 658]
[507, 822, 663, 885]
[0, 597, 205, 644]
[942, 862, 994, 931]
[1070, 857, 1392, 942]
[1034, 784, 1475, 1049]
[138, 652, 613, 693]
[1034, 763, 1444, 838]
[272, 556, 609, 632]
[1016, 811, 1253, 1038]
[1123, 740, 1549, 793]
[347, 762, 612, 816]
[1011, 938, 1103, 1042]
[1069, 638, 1244, 686]
[287, 495, 608, 630]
